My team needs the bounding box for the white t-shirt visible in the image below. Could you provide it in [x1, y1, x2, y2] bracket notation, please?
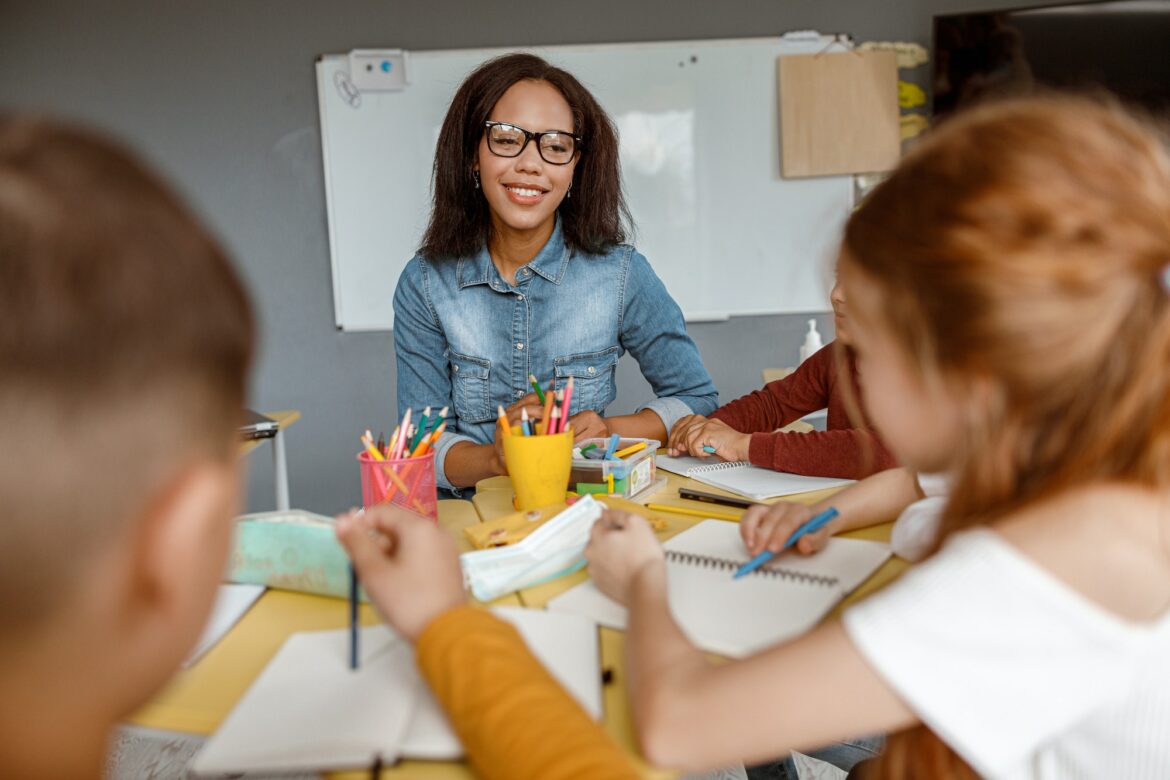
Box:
[843, 527, 1170, 779]
[890, 472, 949, 562]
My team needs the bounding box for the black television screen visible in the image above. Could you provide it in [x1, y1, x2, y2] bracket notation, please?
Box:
[933, 0, 1170, 120]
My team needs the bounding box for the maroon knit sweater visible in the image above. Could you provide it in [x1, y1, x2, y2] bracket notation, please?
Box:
[709, 341, 897, 479]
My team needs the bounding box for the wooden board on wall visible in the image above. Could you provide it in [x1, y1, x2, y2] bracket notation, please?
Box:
[778, 50, 900, 178]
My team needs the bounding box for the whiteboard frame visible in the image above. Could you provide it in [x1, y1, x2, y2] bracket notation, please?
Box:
[317, 35, 852, 332]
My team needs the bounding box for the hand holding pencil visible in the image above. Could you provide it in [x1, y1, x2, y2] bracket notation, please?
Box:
[335, 505, 467, 642]
[739, 501, 837, 558]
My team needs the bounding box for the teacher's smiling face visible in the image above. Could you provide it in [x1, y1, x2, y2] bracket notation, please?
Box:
[476, 79, 579, 237]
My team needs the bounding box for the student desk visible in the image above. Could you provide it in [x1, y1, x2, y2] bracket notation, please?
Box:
[128, 498, 509, 779]
[468, 471, 909, 777]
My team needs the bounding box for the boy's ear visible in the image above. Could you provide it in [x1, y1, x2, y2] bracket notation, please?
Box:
[124, 460, 239, 643]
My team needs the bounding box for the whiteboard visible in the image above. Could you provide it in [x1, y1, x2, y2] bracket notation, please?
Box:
[317, 35, 853, 331]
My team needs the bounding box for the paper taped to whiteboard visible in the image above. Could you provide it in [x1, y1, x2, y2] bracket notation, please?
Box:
[349, 49, 409, 91]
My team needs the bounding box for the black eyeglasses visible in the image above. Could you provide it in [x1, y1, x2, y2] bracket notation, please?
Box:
[483, 121, 581, 165]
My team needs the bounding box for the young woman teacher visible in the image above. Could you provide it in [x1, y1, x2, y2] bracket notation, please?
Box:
[393, 53, 717, 493]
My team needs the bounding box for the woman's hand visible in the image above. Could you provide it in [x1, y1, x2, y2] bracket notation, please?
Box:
[567, 409, 610, 443]
[739, 501, 832, 558]
[335, 506, 467, 641]
[585, 510, 665, 605]
[667, 415, 751, 462]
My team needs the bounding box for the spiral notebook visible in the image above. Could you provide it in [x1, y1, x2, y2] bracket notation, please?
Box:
[547, 519, 890, 658]
[655, 454, 853, 500]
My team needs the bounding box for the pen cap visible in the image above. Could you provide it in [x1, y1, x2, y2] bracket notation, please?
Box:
[798, 318, 823, 364]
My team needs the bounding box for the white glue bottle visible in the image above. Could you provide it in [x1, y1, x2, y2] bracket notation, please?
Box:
[798, 318, 823, 364]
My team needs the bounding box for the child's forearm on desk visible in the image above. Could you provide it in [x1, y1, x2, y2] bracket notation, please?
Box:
[818, 466, 923, 534]
[624, 561, 713, 766]
[416, 605, 637, 780]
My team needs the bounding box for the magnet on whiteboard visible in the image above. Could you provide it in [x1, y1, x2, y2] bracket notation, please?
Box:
[348, 49, 409, 91]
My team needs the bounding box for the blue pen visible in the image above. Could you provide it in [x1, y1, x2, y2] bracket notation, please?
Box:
[702, 445, 717, 454]
[348, 563, 359, 669]
[732, 507, 839, 579]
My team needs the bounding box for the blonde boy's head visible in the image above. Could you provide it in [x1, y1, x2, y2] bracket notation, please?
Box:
[0, 117, 254, 765]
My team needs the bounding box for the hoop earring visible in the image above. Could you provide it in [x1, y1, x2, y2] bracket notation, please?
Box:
[473, 171, 480, 189]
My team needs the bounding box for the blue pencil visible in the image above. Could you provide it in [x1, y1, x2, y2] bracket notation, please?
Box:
[348, 563, 359, 669]
[732, 507, 839, 579]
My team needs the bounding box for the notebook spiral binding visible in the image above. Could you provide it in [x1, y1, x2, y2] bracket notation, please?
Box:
[689, 460, 750, 473]
[665, 550, 839, 587]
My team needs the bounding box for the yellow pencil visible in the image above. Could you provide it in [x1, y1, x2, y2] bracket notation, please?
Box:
[646, 503, 741, 522]
[607, 472, 615, 494]
[613, 441, 647, 459]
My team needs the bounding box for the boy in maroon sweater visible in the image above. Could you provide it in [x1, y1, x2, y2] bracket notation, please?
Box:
[668, 280, 896, 480]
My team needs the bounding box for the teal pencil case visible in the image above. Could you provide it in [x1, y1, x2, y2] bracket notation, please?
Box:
[227, 510, 365, 601]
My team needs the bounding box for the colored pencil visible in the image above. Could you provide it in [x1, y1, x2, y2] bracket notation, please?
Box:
[646, 503, 741, 522]
[410, 406, 431, 450]
[732, 507, 840, 579]
[497, 404, 511, 436]
[521, 408, 532, 436]
[540, 381, 555, 435]
[348, 563, 359, 669]
[528, 374, 546, 404]
[559, 377, 574, 433]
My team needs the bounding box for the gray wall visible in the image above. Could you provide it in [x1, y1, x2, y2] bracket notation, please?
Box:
[0, 0, 1060, 514]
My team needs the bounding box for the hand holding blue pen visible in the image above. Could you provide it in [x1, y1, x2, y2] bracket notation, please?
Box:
[732, 507, 839, 579]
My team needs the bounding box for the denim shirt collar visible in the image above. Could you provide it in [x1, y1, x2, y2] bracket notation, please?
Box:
[456, 217, 571, 290]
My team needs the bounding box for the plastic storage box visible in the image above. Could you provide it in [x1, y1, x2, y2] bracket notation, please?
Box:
[569, 437, 663, 500]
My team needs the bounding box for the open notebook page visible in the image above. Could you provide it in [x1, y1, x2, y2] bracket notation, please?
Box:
[193, 607, 600, 774]
[548, 520, 889, 658]
[655, 455, 852, 500]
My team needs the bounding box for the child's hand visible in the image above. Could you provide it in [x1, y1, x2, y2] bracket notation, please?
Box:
[740, 502, 833, 557]
[669, 416, 751, 462]
[585, 510, 665, 605]
[568, 409, 610, 442]
[335, 506, 467, 641]
[667, 414, 704, 454]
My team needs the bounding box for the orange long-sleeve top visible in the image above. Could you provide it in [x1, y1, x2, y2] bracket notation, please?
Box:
[708, 341, 897, 479]
[415, 605, 639, 780]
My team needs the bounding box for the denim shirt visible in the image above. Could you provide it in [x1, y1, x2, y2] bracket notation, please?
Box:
[393, 221, 718, 491]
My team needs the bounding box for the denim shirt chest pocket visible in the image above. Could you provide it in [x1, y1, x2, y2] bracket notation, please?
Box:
[447, 350, 493, 424]
[554, 346, 619, 414]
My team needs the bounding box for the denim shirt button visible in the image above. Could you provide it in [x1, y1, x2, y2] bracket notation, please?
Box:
[516, 342, 524, 350]
[517, 293, 524, 301]
[588, 366, 595, 374]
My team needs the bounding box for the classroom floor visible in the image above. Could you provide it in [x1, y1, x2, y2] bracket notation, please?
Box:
[105, 725, 318, 779]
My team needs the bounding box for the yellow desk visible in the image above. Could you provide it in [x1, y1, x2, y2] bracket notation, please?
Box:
[469, 472, 908, 777]
[239, 409, 301, 511]
[129, 498, 510, 779]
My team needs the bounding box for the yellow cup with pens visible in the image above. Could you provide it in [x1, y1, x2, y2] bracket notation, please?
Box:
[501, 426, 574, 511]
